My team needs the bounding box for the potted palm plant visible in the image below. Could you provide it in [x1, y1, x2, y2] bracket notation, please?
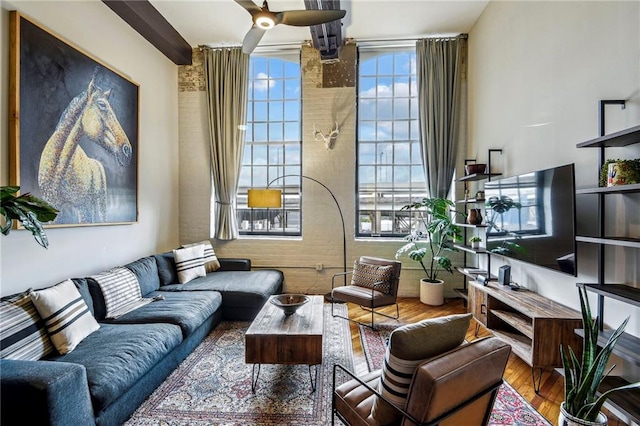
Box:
[396, 197, 462, 306]
[559, 287, 640, 425]
[1, 186, 58, 248]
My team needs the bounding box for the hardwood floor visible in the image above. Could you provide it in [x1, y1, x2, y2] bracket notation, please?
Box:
[344, 297, 625, 425]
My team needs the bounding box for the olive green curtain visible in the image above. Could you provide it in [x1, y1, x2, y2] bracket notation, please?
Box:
[202, 47, 249, 240]
[416, 37, 466, 199]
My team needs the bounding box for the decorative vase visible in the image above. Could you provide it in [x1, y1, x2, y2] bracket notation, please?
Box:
[467, 208, 483, 225]
[419, 278, 444, 306]
[558, 403, 607, 426]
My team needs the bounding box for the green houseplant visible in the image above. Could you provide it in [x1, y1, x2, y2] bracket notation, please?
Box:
[395, 197, 462, 282]
[1, 186, 58, 248]
[469, 235, 482, 249]
[559, 288, 640, 424]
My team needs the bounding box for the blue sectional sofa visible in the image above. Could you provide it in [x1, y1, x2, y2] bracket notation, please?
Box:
[0, 252, 283, 426]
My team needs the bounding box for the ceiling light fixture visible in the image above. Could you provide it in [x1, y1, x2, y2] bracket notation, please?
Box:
[255, 14, 275, 29]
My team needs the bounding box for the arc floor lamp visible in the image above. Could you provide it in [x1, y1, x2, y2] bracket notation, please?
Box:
[247, 175, 347, 290]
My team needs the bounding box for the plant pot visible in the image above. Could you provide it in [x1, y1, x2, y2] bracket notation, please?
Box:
[420, 278, 444, 306]
[471, 241, 480, 249]
[558, 402, 607, 426]
[465, 163, 486, 175]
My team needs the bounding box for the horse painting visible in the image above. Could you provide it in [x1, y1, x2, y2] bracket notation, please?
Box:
[38, 72, 132, 223]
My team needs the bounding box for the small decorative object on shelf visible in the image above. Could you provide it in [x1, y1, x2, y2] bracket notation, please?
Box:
[467, 208, 483, 225]
[469, 236, 482, 249]
[465, 163, 486, 175]
[599, 158, 640, 187]
[475, 190, 485, 201]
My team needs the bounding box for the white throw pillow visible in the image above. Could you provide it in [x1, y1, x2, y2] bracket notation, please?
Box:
[173, 245, 206, 284]
[183, 240, 221, 272]
[29, 279, 100, 355]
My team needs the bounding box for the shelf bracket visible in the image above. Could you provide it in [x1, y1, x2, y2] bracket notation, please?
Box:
[595, 100, 626, 330]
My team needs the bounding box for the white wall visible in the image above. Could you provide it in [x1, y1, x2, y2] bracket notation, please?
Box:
[468, 0, 640, 363]
[0, 0, 180, 296]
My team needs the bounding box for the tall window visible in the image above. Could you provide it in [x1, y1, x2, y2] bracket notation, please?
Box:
[357, 48, 426, 237]
[236, 53, 302, 236]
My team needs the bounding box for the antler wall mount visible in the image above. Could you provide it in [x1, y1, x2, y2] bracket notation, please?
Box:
[313, 122, 339, 150]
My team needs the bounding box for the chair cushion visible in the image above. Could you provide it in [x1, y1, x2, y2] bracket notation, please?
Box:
[0, 291, 54, 361]
[173, 245, 206, 284]
[335, 370, 383, 426]
[29, 279, 100, 355]
[371, 313, 472, 424]
[183, 240, 221, 272]
[351, 260, 394, 294]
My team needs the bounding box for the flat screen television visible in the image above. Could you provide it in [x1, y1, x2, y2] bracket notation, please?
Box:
[483, 163, 577, 276]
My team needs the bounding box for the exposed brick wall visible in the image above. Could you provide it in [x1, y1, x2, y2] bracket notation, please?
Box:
[177, 44, 464, 298]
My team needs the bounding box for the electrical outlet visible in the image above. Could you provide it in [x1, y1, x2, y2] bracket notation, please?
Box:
[315, 263, 323, 271]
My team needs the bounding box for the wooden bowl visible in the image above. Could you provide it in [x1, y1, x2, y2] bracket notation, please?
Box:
[465, 163, 487, 175]
[270, 294, 309, 315]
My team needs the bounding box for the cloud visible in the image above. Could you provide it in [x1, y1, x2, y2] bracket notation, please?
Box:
[252, 72, 276, 92]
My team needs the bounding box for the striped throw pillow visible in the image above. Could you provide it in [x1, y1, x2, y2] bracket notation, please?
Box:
[371, 314, 472, 424]
[0, 291, 54, 361]
[29, 279, 100, 355]
[92, 267, 151, 319]
[351, 261, 394, 294]
[173, 245, 206, 284]
[183, 241, 221, 272]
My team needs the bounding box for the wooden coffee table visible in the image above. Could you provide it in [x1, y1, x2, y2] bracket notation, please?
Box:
[245, 295, 324, 392]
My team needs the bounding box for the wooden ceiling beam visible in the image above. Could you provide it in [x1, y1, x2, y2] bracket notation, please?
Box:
[304, 0, 344, 61]
[101, 0, 192, 65]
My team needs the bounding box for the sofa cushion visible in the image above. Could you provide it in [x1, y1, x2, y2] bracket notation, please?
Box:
[71, 278, 95, 316]
[105, 290, 222, 337]
[183, 240, 221, 272]
[173, 245, 206, 284]
[0, 291, 54, 361]
[50, 322, 183, 412]
[29, 280, 101, 355]
[153, 252, 179, 286]
[371, 313, 472, 424]
[160, 270, 283, 315]
[124, 256, 160, 296]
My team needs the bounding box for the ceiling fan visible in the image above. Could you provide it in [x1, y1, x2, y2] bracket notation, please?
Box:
[235, 0, 346, 54]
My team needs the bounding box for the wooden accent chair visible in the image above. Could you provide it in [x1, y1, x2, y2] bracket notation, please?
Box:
[332, 336, 511, 426]
[330, 256, 402, 329]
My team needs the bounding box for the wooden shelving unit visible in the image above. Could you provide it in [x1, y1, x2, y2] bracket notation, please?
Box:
[468, 280, 583, 391]
[575, 114, 640, 423]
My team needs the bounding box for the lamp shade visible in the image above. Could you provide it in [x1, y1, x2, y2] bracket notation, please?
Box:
[247, 189, 282, 208]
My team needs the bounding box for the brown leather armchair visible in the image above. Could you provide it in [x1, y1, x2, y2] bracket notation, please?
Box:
[331, 256, 402, 329]
[332, 336, 511, 426]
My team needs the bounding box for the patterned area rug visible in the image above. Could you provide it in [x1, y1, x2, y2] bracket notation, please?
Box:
[125, 304, 353, 425]
[358, 323, 552, 426]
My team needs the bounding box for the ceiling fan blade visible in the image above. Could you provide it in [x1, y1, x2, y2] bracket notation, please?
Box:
[242, 26, 266, 54]
[234, 0, 262, 16]
[278, 9, 346, 27]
